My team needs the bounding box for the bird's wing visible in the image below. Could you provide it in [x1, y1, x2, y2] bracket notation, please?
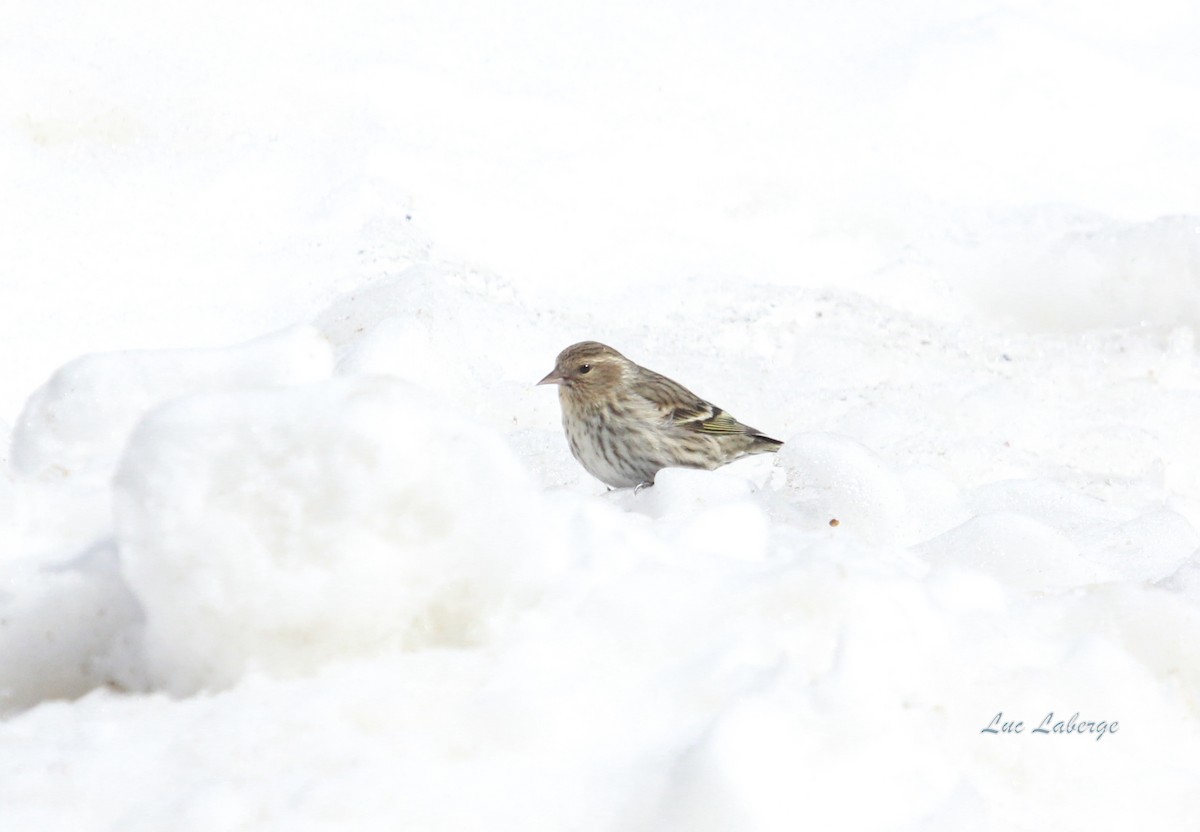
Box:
[634, 369, 760, 435]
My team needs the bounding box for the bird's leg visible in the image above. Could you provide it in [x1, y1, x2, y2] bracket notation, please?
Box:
[633, 481, 653, 494]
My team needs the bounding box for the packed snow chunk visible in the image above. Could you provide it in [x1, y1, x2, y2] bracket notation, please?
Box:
[1158, 549, 1200, 600]
[896, 464, 968, 544]
[0, 541, 143, 713]
[315, 265, 543, 431]
[625, 466, 756, 517]
[12, 325, 334, 480]
[113, 377, 554, 695]
[617, 467, 771, 563]
[979, 214, 1200, 331]
[966, 478, 1117, 539]
[775, 433, 906, 543]
[0, 456, 14, 558]
[914, 512, 1116, 591]
[335, 313, 466, 395]
[1084, 507, 1199, 582]
[966, 478, 1199, 581]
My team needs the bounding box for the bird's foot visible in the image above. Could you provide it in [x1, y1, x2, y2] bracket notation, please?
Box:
[633, 481, 653, 494]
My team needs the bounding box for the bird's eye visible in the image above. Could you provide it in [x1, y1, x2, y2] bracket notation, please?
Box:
[578, 364, 592, 374]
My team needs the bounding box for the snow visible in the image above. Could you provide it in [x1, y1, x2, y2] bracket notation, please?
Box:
[3, 0, 1200, 829]
[114, 377, 556, 694]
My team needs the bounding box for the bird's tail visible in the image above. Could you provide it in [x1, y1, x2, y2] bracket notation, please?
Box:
[750, 433, 783, 452]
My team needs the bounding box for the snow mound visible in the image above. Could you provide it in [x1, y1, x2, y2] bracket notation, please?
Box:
[0, 541, 142, 713]
[915, 511, 1108, 591]
[113, 376, 556, 694]
[775, 433, 908, 544]
[12, 325, 334, 480]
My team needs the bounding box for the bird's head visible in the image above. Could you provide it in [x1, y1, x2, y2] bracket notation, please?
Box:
[537, 341, 628, 397]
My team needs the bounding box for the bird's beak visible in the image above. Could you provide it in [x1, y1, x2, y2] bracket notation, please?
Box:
[537, 369, 564, 386]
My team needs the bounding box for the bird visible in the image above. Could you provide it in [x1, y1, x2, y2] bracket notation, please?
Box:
[538, 341, 782, 489]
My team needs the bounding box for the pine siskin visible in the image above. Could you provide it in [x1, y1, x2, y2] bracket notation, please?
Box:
[538, 341, 783, 489]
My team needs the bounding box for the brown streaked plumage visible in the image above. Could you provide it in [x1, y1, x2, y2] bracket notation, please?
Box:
[537, 341, 783, 489]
